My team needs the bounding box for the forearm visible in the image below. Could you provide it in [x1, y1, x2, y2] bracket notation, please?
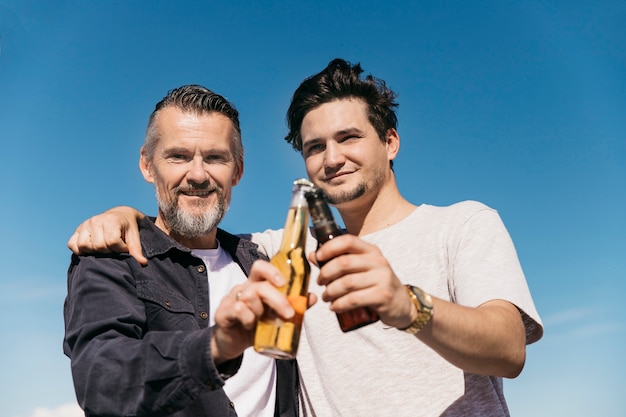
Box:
[416, 298, 526, 378]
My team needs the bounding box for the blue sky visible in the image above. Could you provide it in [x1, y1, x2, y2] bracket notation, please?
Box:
[1, 1, 624, 416]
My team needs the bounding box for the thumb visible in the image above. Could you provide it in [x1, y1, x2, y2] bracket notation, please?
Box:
[124, 221, 148, 266]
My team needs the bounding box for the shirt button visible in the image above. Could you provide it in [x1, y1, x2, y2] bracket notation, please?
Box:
[197, 265, 206, 273]
[164, 300, 172, 308]
[200, 312, 208, 320]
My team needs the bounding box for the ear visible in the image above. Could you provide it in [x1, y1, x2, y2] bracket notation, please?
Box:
[139, 147, 155, 183]
[232, 159, 244, 186]
[385, 128, 400, 161]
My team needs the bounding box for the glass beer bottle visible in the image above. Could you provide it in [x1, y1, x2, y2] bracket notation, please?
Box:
[254, 178, 313, 359]
[305, 187, 380, 332]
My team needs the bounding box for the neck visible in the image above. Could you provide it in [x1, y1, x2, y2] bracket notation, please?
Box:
[337, 178, 417, 237]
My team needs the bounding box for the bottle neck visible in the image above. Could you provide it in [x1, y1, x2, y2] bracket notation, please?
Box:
[307, 192, 344, 245]
[279, 190, 310, 251]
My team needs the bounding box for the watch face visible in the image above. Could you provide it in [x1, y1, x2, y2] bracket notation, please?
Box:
[403, 285, 433, 334]
[411, 285, 433, 309]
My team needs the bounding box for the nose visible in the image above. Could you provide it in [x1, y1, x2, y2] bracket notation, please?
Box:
[186, 157, 209, 185]
[323, 140, 345, 170]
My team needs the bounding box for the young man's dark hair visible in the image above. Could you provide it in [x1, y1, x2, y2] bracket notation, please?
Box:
[285, 58, 399, 156]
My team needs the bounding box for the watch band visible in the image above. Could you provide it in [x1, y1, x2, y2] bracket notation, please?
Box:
[399, 285, 434, 334]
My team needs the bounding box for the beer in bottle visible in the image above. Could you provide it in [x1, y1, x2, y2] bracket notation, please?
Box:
[305, 187, 380, 332]
[254, 178, 313, 359]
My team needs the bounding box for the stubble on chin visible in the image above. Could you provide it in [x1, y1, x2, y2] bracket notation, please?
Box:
[324, 183, 367, 205]
[322, 168, 387, 206]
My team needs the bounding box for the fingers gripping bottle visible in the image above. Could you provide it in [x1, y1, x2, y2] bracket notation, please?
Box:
[254, 179, 313, 359]
[305, 187, 380, 332]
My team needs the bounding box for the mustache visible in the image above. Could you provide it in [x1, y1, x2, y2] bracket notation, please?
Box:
[174, 183, 218, 194]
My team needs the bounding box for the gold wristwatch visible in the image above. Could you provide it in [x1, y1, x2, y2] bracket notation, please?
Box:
[400, 285, 434, 334]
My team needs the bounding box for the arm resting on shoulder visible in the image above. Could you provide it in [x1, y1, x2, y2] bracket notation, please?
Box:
[67, 206, 148, 265]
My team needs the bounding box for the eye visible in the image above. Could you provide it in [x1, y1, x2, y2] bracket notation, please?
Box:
[304, 142, 325, 157]
[205, 153, 231, 164]
[339, 134, 361, 143]
[168, 153, 190, 162]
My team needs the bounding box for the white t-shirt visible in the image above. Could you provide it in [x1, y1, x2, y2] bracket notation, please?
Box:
[193, 244, 276, 417]
[251, 201, 543, 417]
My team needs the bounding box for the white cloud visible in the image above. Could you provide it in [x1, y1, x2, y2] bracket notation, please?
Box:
[542, 307, 625, 342]
[543, 308, 590, 326]
[13, 402, 83, 417]
[567, 321, 625, 339]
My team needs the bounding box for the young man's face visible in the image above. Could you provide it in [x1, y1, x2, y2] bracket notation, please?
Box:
[300, 98, 397, 208]
[140, 106, 243, 238]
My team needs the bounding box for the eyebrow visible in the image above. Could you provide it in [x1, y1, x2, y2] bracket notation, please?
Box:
[161, 146, 233, 158]
[336, 127, 365, 136]
[162, 146, 190, 154]
[302, 127, 365, 146]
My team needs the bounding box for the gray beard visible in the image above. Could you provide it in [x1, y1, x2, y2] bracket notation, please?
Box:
[156, 189, 227, 238]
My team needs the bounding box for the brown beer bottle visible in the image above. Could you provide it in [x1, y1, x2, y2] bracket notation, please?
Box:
[254, 178, 313, 359]
[305, 188, 380, 332]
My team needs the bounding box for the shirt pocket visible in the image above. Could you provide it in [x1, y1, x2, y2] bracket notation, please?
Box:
[136, 280, 199, 330]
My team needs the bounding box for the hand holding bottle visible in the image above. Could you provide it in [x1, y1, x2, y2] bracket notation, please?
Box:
[212, 259, 316, 364]
[305, 188, 379, 331]
[254, 179, 315, 359]
[311, 233, 414, 331]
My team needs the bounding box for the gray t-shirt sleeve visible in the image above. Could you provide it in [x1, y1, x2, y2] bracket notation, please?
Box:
[448, 202, 543, 344]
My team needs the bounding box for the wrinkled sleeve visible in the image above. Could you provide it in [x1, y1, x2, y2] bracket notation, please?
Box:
[450, 205, 544, 345]
[63, 254, 226, 416]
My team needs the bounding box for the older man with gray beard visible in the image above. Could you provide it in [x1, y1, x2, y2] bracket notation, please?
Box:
[63, 85, 300, 417]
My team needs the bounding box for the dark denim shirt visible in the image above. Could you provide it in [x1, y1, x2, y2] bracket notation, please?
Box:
[63, 217, 298, 417]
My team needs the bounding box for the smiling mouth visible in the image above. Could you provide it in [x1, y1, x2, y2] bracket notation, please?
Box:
[180, 188, 215, 197]
[324, 171, 351, 182]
